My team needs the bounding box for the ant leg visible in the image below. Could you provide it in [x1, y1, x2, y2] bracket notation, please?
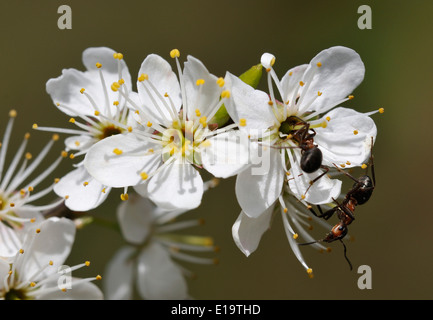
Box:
[340, 239, 353, 271]
[368, 136, 376, 187]
[310, 205, 336, 220]
[332, 163, 360, 184]
[302, 166, 330, 197]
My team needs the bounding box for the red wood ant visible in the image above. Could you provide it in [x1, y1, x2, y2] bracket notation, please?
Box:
[299, 137, 376, 270]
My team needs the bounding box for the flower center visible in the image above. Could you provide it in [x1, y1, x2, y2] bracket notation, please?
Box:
[96, 124, 123, 140]
[4, 288, 31, 300]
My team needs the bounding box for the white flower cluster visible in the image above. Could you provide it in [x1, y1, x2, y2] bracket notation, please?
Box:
[0, 46, 382, 299]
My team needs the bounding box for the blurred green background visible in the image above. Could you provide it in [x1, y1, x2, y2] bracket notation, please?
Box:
[0, 0, 432, 299]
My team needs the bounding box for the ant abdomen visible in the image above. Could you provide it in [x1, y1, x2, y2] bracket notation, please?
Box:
[300, 146, 322, 173]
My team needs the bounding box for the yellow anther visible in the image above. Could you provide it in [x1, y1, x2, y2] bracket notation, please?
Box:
[170, 49, 180, 58]
[118, 78, 125, 85]
[83, 181, 89, 187]
[140, 172, 148, 180]
[268, 101, 274, 106]
[36, 228, 41, 234]
[111, 82, 120, 92]
[30, 218, 36, 223]
[95, 62, 102, 68]
[80, 88, 85, 94]
[148, 148, 154, 153]
[52, 134, 60, 141]
[379, 107, 385, 113]
[113, 101, 119, 106]
[56, 102, 60, 106]
[265, 68, 271, 73]
[221, 90, 230, 98]
[113, 148, 123, 155]
[32, 123, 38, 129]
[199, 116, 207, 127]
[326, 116, 331, 121]
[24, 133, 31, 139]
[348, 95, 354, 100]
[61, 288, 67, 292]
[30, 282, 36, 287]
[113, 53, 123, 60]
[270, 57, 276, 67]
[25, 152, 32, 160]
[321, 121, 327, 128]
[301, 195, 306, 200]
[64, 195, 69, 200]
[283, 207, 288, 213]
[346, 161, 351, 165]
[96, 275, 102, 281]
[120, 193, 129, 201]
[127, 126, 133, 132]
[74, 141, 80, 147]
[9, 110, 17, 118]
[10, 203, 15, 207]
[353, 130, 359, 135]
[94, 110, 100, 116]
[49, 260, 53, 265]
[164, 92, 169, 97]
[101, 188, 106, 193]
[361, 164, 368, 169]
[54, 178, 60, 184]
[289, 72, 293, 76]
[69, 154, 75, 159]
[85, 261, 90, 267]
[318, 91, 322, 96]
[61, 151, 68, 158]
[19, 189, 26, 195]
[239, 118, 247, 127]
[293, 233, 299, 240]
[19, 249, 24, 254]
[195, 109, 201, 117]
[316, 62, 322, 67]
[307, 268, 313, 274]
[28, 186, 34, 192]
[340, 164, 346, 168]
[216, 77, 225, 87]
[146, 121, 152, 127]
[326, 247, 332, 253]
[138, 73, 149, 82]
[299, 81, 305, 86]
[69, 118, 76, 123]
[196, 79, 205, 86]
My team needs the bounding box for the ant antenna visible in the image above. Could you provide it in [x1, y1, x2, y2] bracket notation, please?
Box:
[340, 239, 353, 271]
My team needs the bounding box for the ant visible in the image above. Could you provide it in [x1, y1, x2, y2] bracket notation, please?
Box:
[299, 137, 376, 270]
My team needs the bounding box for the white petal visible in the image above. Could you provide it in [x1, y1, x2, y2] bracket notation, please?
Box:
[201, 130, 250, 178]
[84, 133, 162, 188]
[37, 278, 103, 300]
[0, 259, 10, 291]
[280, 64, 309, 103]
[224, 72, 276, 131]
[46, 47, 132, 117]
[54, 166, 111, 211]
[235, 148, 284, 218]
[64, 135, 96, 152]
[116, 194, 156, 245]
[299, 46, 365, 114]
[232, 206, 274, 257]
[22, 217, 75, 280]
[104, 246, 136, 300]
[183, 55, 220, 120]
[146, 159, 204, 210]
[315, 107, 377, 167]
[288, 164, 342, 204]
[137, 242, 188, 300]
[0, 223, 21, 258]
[137, 54, 181, 124]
